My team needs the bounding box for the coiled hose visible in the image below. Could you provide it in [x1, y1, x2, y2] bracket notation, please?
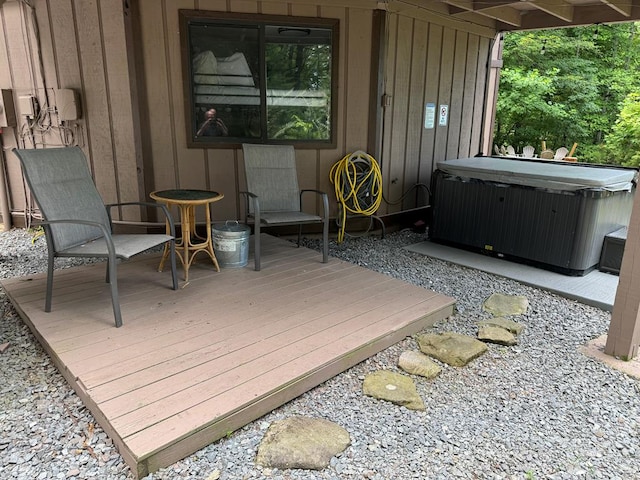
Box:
[329, 150, 383, 243]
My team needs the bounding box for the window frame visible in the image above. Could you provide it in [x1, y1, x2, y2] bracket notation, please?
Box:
[179, 10, 339, 149]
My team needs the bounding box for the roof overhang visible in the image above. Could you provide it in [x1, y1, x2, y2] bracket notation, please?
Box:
[389, 0, 640, 31]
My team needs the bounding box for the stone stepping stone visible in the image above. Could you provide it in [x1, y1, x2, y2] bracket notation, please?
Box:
[478, 325, 518, 346]
[398, 350, 441, 379]
[417, 332, 487, 367]
[477, 316, 525, 335]
[482, 293, 529, 317]
[255, 416, 350, 470]
[362, 370, 425, 410]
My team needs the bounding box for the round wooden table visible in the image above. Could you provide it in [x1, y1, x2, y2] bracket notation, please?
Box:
[150, 189, 224, 283]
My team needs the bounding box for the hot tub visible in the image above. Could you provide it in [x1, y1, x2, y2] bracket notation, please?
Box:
[430, 157, 637, 275]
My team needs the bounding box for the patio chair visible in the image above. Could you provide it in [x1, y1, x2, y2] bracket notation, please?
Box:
[522, 145, 535, 157]
[554, 147, 569, 160]
[13, 147, 178, 327]
[240, 144, 329, 271]
[506, 145, 516, 156]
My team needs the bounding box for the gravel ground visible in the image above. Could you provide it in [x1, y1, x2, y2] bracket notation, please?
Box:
[1, 227, 639, 480]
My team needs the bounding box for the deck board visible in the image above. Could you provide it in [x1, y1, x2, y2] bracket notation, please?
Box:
[1, 234, 455, 478]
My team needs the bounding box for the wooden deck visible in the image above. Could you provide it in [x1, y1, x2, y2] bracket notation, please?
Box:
[1, 234, 455, 478]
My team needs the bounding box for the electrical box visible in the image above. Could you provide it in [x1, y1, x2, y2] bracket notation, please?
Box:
[0, 89, 17, 127]
[18, 95, 37, 118]
[55, 88, 81, 121]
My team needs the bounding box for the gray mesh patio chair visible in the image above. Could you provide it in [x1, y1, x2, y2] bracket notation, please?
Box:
[13, 147, 178, 327]
[241, 144, 329, 271]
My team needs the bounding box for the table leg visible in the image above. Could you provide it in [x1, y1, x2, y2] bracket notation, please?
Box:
[181, 204, 192, 282]
[157, 203, 172, 273]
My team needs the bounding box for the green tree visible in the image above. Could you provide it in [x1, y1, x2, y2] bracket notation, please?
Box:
[495, 23, 640, 163]
[602, 92, 640, 166]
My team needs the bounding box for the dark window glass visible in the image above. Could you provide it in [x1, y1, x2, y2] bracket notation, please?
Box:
[180, 11, 337, 147]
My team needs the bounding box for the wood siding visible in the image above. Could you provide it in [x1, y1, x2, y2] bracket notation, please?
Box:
[0, 0, 142, 227]
[0, 0, 496, 227]
[135, 1, 494, 221]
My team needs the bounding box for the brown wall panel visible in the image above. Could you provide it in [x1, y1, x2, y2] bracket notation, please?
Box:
[75, 0, 118, 204]
[386, 15, 412, 214]
[458, 33, 479, 159]
[100, 0, 141, 216]
[446, 30, 468, 160]
[471, 36, 491, 155]
[432, 27, 455, 167]
[1, 0, 495, 229]
[418, 23, 442, 204]
[402, 19, 427, 211]
[139, 0, 177, 192]
[169, 0, 208, 199]
[379, 10, 397, 217]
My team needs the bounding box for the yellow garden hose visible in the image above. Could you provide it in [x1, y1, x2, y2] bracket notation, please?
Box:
[329, 150, 383, 243]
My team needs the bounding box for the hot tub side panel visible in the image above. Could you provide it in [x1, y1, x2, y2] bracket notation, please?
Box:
[430, 171, 634, 275]
[570, 190, 634, 271]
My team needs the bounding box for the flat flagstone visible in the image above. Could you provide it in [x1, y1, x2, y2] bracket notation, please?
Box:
[477, 317, 525, 335]
[478, 325, 518, 346]
[417, 332, 488, 367]
[398, 350, 441, 379]
[362, 370, 425, 410]
[482, 293, 529, 316]
[256, 416, 351, 470]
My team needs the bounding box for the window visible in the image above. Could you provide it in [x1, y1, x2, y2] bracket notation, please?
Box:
[180, 10, 338, 148]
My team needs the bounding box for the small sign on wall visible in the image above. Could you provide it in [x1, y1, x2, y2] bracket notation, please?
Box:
[439, 104, 448, 126]
[424, 103, 436, 129]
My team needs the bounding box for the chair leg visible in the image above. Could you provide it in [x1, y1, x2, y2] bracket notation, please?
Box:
[297, 224, 302, 247]
[107, 254, 123, 328]
[254, 222, 261, 271]
[45, 251, 55, 312]
[168, 239, 178, 290]
[322, 216, 329, 263]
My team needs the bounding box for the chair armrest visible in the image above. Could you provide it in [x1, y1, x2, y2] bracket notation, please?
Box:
[239, 191, 261, 224]
[105, 201, 176, 238]
[300, 189, 329, 218]
[41, 219, 116, 257]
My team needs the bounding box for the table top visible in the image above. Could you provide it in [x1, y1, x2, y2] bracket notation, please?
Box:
[150, 189, 223, 203]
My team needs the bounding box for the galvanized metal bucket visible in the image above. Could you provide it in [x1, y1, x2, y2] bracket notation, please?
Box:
[212, 220, 250, 268]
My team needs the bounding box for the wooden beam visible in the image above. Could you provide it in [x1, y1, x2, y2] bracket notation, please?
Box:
[530, 0, 574, 23]
[606, 190, 640, 360]
[514, 4, 640, 30]
[450, 10, 500, 28]
[474, 5, 522, 26]
[602, 0, 633, 17]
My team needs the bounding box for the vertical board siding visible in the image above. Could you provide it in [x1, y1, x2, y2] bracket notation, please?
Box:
[383, 14, 491, 211]
[1, 0, 494, 227]
[139, 0, 176, 192]
[100, 0, 141, 215]
[471, 36, 491, 155]
[458, 33, 479, 159]
[432, 27, 455, 165]
[418, 23, 442, 206]
[386, 15, 412, 215]
[320, 5, 348, 219]
[446, 30, 468, 160]
[402, 20, 427, 212]
[74, 0, 118, 205]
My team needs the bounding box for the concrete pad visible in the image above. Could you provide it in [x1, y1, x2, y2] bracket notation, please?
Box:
[580, 335, 640, 380]
[405, 241, 618, 311]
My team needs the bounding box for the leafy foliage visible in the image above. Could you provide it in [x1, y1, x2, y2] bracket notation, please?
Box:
[265, 43, 331, 140]
[601, 92, 640, 166]
[494, 24, 640, 164]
